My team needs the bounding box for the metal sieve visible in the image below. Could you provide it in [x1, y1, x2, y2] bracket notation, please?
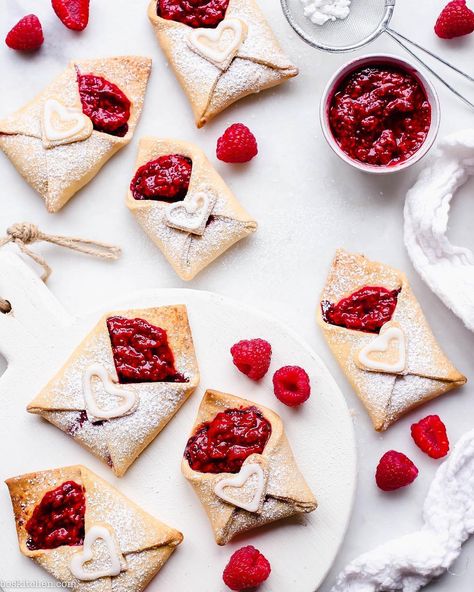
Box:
[280, 0, 474, 109]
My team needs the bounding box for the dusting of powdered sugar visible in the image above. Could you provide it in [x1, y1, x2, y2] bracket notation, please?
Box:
[320, 250, 461, 429]
[8, 466, 180, 591]
[301, 0, 351, 26]
[184, 393, 316, 544]
[0, 57, 151, 210]
[151, 0, 297, 123]
[135, 193, 256, 278]
[30, 308, 198, 474]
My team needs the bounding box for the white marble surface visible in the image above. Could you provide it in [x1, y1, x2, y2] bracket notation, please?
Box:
[0, 0, 474, 590]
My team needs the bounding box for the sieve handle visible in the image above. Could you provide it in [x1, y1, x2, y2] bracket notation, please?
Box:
[385, 27, 474, 109]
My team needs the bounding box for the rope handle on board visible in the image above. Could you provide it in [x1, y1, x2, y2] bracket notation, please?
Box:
[0, 222, 121, 313]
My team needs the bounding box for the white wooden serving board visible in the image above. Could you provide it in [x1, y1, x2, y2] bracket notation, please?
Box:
[0, 251, 356, 591]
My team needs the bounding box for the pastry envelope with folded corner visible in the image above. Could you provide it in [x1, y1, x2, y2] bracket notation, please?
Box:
[0, 56, 151, 212]
[182, 389, 317, 545]
[148, 0, 298, 127]
[317, 249, 466, 431]
[127, 137, 257, 281]
[27, 305, 199, 476]
[6, 465, 183, 591]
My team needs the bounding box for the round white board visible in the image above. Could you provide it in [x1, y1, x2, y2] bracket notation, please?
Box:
[0, 253, 356, 592]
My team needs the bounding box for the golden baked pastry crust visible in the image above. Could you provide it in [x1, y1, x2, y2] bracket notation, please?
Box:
[317, 250, 467, 431]
[6, 465, 182, 591]
[0, 56, 152, 212]
[27, 305, 199, 476]
[182, 389, 317, 545]
[127, 137, 257, 281]
[148, 0, 298, 127]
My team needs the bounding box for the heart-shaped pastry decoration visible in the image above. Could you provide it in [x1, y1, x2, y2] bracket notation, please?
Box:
[165, 190, 217, 236]
[69, 525, 125, 581]
[214, 461, 267, 513]
[187, 18, 248, 71]
[83, 364, 139, 422]
[41, 98, 93, 149]
[356, 322, 407, 374]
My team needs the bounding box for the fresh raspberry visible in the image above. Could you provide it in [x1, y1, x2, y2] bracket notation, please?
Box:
[273, 366, 311, 407]
[223, 546, 271, 591]
[435, 0, 474, 38]
[411, 415, 449, 459]
[375, 451, 418, 491]
[130, 154, 192, 202]
[5, 15, 44, 51]
[216, 124, 258, 163]
[52, 0, 90, 31]
[230, 339, 272, 381]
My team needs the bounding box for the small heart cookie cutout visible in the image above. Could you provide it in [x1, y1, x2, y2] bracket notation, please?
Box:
[83, 364, 138, 421]
[214, 462, 266, 513]
[187, 18, 247, 71]
[42, 98, 93, 148]
[165, 190, 217, 236]
[69, 525, 122, 581]
[357, 323, 407, 374]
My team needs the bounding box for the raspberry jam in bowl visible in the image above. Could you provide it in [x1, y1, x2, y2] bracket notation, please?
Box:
[320, 55, 440, 174]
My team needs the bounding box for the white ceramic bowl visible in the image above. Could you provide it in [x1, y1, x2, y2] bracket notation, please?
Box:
[320, 54, 441, 174]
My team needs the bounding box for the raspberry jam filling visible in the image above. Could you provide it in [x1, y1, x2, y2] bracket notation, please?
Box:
[78, 73, 131, 137]
[26, 481, 86, 551]
[329, 64, 431, 166]
[107, 316, 187, 383]
[130, 154, 192, 202]
[157, 0, 229, 28]
[184, 406, 272, 474]
[322, 286, 400, 333]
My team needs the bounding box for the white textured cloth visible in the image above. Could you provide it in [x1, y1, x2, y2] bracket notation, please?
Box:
[330, 429, 474, 591]
[404, 130, 474, 332]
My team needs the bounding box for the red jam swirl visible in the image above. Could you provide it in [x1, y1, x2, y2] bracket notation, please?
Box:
[26, 481, 86, 551]
[184, 406, 272, 474]
[78, 73, 131, 137]
[322, 286, 400, 333]
[107, 316, 187, 383]
[157, 0, 229, 28]
[329, 65, 431, 166]
[130, 154, 192, 202]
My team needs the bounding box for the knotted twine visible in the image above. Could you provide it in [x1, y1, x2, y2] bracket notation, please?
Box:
[0, 223, 121, 313]
[0, 297, 11, 314]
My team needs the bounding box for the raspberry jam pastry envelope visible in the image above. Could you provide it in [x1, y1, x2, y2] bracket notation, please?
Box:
[127, 137, 257, 280]
[6, 465, 182, 591]
[317, 250, 466, 431]
[182, 390, 317, 545]
[148, 0, 298, 127]
[0, 56, 151, 212]
[27, 306, 199, 476]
